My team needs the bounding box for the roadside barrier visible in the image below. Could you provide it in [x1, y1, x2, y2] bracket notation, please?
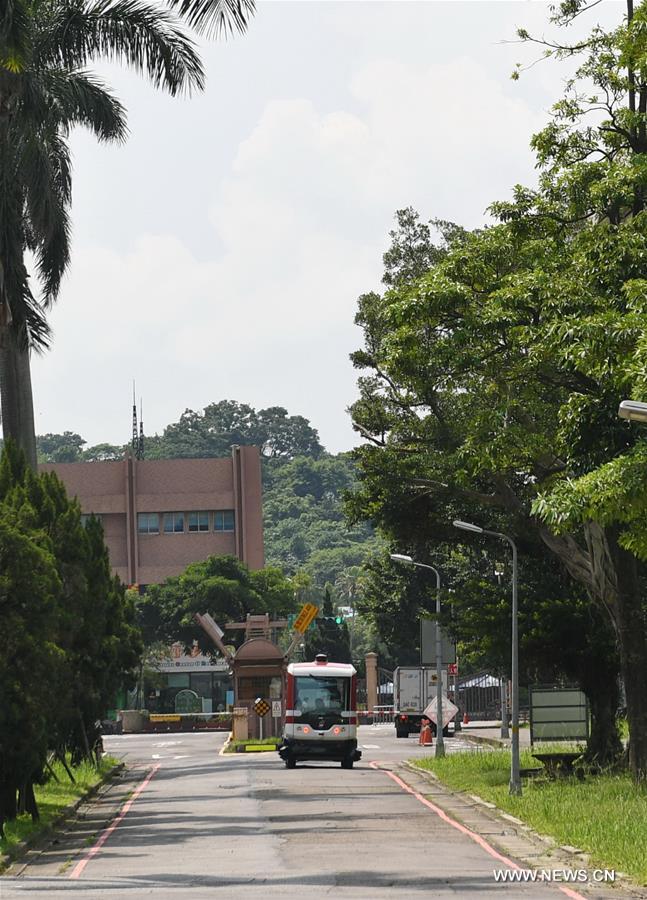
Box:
[371, 705, 395, 725]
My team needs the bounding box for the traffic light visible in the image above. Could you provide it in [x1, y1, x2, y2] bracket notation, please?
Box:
[335, 615, 343, 624]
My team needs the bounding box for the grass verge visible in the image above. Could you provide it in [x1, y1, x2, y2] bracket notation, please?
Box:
[413, 748, 647, 885]
[0, 756, 120, 860]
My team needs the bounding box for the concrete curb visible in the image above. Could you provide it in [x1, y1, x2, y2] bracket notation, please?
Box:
[460, 732, 510, 749]
[398, 760, 646, 899]
[0, 761, 125, 874]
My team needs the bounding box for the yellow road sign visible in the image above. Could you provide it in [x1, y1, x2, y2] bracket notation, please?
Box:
[293, 602, 319, 634]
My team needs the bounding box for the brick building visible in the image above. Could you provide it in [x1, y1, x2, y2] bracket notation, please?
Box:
[41, 445, 264, 586]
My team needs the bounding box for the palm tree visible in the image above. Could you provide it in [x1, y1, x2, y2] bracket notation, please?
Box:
[166, 0, 255, 36]
[0, 0, 251, 467]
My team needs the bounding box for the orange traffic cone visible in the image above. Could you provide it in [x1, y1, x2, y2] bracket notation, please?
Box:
[419, 718, 433, 746]
[463, 711, 470, 725]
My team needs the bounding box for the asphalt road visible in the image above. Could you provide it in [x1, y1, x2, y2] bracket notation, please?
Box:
[0, 726, 589, 899]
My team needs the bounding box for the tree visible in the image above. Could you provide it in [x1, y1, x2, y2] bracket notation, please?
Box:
[0, 442, 142, 831]
[356, 545, 621, 764]
[138, 555, 299, 649]
[0, 0, 206, 468]
[382, 207, 467, 289]
[262, 452, 380, 579]
[148, 400, 324, 460]
[82, 442, 124, 462]
[37, 432, 85, 462]
[165, 0, 255, 36]
[346, 0, 647, 781]
[0, 503, 63, 836]
[349, 199, 647, 771]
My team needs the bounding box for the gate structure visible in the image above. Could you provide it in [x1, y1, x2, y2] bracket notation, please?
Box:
[456, 671, 503, 720]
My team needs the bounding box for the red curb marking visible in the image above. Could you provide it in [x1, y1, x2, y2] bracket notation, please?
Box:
[369, 762, 587, 900]
[69, 763, 161, 879]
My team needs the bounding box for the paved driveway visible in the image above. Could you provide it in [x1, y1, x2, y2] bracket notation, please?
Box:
[0, 727, 589, 899]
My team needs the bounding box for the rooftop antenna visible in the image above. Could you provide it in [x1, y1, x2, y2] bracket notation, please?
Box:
[138, 398, 145, 460]
[132, 381, 138, 455]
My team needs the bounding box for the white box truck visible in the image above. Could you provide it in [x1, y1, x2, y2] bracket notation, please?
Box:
[393, 666, 452, 738]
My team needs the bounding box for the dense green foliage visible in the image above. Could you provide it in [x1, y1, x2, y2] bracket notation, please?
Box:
[262, 453, 381, 583]
[0, 443, 141, 835]
[146, 401, 324, 461]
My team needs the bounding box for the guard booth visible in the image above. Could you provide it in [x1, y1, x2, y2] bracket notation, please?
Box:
[232, 638, 286, 739]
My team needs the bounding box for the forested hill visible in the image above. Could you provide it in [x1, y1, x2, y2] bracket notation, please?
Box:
[35, 401, 380, 589]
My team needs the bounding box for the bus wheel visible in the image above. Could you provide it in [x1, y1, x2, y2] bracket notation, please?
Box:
[341, 758, 354, 769]
[285, 757, 296, 769]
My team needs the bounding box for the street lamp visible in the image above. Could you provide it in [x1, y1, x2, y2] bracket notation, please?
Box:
[618, 400, 647, 423]
[453, 520, 521, 796]
[390, 553, 445, 758]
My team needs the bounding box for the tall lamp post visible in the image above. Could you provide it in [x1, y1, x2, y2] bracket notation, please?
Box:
[390, 553, 445, 758]
[452, 520, 521, 796]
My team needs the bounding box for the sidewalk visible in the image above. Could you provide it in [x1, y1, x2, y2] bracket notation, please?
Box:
[460, 720, 532, 748]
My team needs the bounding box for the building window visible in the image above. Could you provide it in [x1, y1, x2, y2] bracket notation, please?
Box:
[164, 512, 184, 534]
[80, 513, 102, 527]
[188, 511, 209, 532]
[214, 510, 235, 532]
[138, 512, 159, 534]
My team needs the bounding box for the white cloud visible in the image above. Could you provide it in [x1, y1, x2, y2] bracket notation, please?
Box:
[30, 3, 572, 452]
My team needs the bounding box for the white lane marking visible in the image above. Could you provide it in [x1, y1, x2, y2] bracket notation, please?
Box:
[153, 740, 183, 747]
[173, 755, 190, 759]
[362, 744, 381, 749]
[151, 754, 168, 759]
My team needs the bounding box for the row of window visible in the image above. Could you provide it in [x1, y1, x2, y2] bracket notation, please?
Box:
[137, 510, 235, 535]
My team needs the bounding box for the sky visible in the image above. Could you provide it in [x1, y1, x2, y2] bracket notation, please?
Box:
[29, 0, 623, 454]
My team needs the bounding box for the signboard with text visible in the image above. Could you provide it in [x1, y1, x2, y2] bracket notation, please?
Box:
[293, 603, 319, 634]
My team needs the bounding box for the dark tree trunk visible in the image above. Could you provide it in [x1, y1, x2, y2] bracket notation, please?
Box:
[539, 522, 647, 780]
[607, 530, 647, 781]
[24, 781, 39, 822]
[56, 751, 76, 784]
[0, 327, 37, 470]
[578, 599, 623, 767]
[582, 653, 622, 767]
[0, 779, 18, 835]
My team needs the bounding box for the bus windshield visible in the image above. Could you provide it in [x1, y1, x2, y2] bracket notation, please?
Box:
[294, 675, 349, 726]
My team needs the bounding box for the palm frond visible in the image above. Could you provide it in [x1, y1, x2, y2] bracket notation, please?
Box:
[36, 0, 205, 95]
[165, 0, 255, 38]
[40, 68, 128, 142]
[15, 123, 72, 302]
[0, 0, 31, 72]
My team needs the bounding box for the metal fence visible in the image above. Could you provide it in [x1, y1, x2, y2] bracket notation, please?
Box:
[455, 671, 503, 720]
